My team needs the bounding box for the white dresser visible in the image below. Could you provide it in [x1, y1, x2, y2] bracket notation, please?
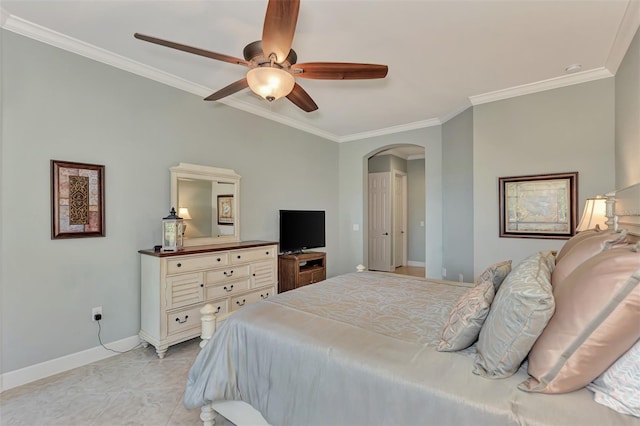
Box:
[139, 241, 278, 358]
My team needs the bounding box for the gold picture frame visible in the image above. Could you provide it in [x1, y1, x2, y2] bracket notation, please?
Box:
[499, 172, 578, 239]
[51, 160, 105, 239]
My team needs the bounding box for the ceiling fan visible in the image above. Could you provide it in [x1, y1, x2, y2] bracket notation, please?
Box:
[134, 0, 388, 112]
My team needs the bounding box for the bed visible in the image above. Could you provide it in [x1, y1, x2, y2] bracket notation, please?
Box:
[184, 183, 640, 426]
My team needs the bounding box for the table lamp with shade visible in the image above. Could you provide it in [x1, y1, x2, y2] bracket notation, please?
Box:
[178, 207, 192, 237]
[576, 196, 608, 232]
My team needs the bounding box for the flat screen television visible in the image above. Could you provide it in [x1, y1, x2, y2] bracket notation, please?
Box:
[279, 210, 326, 254]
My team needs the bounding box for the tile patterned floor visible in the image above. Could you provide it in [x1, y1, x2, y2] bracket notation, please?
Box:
[0, 338, 222, 426]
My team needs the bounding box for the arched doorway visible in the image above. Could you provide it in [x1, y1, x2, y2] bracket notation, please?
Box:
[364, 144, 426, 277]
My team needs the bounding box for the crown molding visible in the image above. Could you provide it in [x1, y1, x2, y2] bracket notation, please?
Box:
[605, 0, 640, 74]
[439, 100, 473, 124]
[336, 118, 441, 143]
[469, 67, 613, 106]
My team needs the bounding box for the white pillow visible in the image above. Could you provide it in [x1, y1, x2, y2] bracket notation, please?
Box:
[587, 339, 640, 417]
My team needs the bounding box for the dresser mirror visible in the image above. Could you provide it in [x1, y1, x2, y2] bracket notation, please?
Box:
[170, 163, 240, 246]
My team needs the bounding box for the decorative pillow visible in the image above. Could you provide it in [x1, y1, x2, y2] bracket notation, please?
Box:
[555, 228, 600, 262]
[551, 230, 628, 287]
[476, 260, 512, 291]
[520, 245, 640, 394]
[437, 280, 495, 352]
[473, 251, 555, 379]
[587, 339, 640, 417]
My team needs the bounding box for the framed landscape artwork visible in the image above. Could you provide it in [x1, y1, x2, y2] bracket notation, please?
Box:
[51, 160, 105, 239]
[499, 172, 578, 239]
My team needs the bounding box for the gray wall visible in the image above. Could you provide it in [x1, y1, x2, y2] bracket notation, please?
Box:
[1, 31, 339, 373]
[407, 159, 426, 263]
[442, 107, 474, 281]
[473, 79, 615, 276]
[615, 25, 640, 189]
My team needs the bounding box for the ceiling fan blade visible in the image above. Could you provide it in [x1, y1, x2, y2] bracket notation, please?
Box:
[286, 83, 318, 112]
[134, 33, 250, 66]
[261, 0, 300, 64]
[204, 78, 249, 101]
[291, 62, 388, 80]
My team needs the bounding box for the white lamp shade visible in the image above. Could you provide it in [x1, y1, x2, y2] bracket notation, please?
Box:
[246, 67, 295, 101]
[178, 207, 192, 220]
[576, 197, 607, 232]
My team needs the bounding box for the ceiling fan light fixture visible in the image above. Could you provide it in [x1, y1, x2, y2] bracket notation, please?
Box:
[246, 67, 295, 102]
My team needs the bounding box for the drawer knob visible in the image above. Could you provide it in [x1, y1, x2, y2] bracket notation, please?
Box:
[177, 263, 182, 268]
[224, 270, 234, 277]
[200, 284, 204, 288]
[214, 306, 221, 314]
[236, 299, 246, 307]
[217, 258, 221, 262]
[175, 315, 189, 324]
[237, 255, 241, 259]
[223, 285, 234, 292]
[252, 273, 256, 277]
[260, 293, 270, 299]
[266, 251, 269, 255]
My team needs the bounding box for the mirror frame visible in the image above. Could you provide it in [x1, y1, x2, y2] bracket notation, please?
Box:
[170, 163, 241, 246]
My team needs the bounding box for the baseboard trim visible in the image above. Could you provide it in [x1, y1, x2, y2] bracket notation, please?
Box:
[407, 261, 426, 267]
[1, 335, 140, 393]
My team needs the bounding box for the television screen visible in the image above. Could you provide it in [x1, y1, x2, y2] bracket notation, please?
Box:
[279, 210, 325, 254]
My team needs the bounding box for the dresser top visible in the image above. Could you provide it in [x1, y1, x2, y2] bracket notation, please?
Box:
[139, 240, 278, 257]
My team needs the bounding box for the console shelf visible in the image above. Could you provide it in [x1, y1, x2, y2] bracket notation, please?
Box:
[278, 251, 326, 293]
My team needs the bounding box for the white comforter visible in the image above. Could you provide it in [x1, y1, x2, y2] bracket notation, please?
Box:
[184, 272, 638, 426]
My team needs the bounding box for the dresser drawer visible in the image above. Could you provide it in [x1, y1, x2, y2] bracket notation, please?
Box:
[167, 253, 229, 274]
[230, 246, 276, 265]
[166, 272, 204, 309]
[205, 278, 251, 300]
[231, 286, 275, 311]
[206, 265, 250, 284]
[251, 260, 276, 288]
[167, 305, 202, 335]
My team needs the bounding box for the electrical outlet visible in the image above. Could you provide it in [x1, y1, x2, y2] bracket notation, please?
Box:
[459, 273, 464, 282]
[92, 306, 102, 321]
[441, 267, 447, 278]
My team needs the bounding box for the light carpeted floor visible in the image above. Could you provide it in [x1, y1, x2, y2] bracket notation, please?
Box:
[0, 338, 223, 426]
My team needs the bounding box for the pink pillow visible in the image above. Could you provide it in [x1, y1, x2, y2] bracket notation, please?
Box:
[551, 230, 628, 287]
[555, 229, 600, 262]
[520, 245, 640, 394]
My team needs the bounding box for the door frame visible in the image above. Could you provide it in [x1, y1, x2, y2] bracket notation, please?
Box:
[392, 169, 408, 268]
[363, 145, 425, 275]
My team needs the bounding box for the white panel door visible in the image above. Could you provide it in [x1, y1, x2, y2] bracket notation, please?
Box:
[368, 172, 392, 272]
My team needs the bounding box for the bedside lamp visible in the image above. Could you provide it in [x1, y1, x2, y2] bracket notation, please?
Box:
[576, 196, 607, 232]
[178, 207, 192, 237]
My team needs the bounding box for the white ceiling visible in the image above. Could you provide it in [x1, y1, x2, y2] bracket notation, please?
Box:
[2, 1, 639, 142]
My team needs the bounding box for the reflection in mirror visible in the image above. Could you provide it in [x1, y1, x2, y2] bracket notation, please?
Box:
[170, 163, 240, 246]
[177, 180, 237, 239]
